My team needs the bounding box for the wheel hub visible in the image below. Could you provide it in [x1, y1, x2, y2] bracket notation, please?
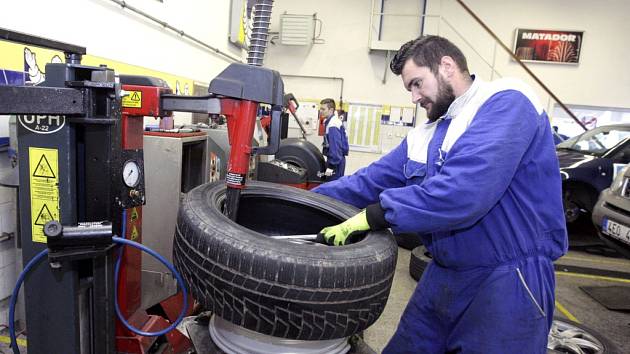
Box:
[208, 315, 350, 354]
[547, 319, 605, 354]
[564, 201, 581, 223]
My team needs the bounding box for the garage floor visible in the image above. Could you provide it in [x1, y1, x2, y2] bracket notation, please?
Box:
[364, 245, 630, 353]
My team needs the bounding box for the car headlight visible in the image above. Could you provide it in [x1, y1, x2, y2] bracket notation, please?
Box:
[611, 165, 629, 193]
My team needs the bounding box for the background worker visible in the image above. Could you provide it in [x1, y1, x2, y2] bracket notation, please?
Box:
[319, 98, 349, 181]
[313, 35, 567, 353]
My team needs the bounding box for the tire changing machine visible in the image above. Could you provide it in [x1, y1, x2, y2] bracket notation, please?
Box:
[130, 65, 377, 354]
[110, 62, 378, 354]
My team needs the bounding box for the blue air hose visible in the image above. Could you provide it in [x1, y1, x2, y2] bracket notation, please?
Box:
[8, 212, 189, 353]
[113, 235, 188, 336]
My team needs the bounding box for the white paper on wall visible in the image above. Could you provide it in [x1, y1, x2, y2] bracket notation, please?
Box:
[389, 107, 402, 123]
[401, 107, 415, 124]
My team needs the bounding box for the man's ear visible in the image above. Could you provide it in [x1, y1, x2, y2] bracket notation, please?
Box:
[439, 56, 456, 77]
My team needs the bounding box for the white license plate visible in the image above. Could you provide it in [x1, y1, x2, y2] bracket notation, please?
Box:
[602, 218, 630, 245]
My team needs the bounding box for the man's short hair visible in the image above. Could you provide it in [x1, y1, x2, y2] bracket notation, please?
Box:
[390, 35, 469, 76]
[320, 98, 336, 110]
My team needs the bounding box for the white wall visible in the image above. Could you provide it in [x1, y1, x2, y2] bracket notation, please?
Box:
[267, 0, 630, 114]
[425, 0, 630, 112]
[1, 0, 240, 83]
[266, 0, 422, 107]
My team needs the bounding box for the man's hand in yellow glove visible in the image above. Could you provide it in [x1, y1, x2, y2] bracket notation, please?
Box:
[318, 210, 370, 246]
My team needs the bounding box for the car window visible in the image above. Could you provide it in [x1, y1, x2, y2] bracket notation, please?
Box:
[559, 126, 630, 155]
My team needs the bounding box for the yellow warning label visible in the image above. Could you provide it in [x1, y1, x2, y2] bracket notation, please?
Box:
[29, 147, 60, 243]
[33, 154, 56, 178]
[34, 204, 54, 226]
[131, 207, 139, 222]
[130, 225, 139, 241]
[122, 91, 142, 108]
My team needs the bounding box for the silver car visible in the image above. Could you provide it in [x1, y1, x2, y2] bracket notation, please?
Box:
[592, 165, 630, 258]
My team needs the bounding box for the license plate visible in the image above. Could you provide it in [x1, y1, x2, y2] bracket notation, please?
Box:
[602, 218, 630, 245]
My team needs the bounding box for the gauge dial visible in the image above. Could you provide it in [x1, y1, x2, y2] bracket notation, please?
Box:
[122, 160, 141, 188]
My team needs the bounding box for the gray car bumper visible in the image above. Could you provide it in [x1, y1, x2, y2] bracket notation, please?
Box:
[592, 188, 630, 258]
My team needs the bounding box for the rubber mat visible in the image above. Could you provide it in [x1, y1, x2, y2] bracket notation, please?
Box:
[580, 286, 630, 311]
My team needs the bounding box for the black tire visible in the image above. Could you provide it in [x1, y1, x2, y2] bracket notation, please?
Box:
[275, 138, 326, 182]
[394, 232, 422, 250]
[173, 181, 398, 340]
[548, 317, 621, 354]
[409, 246, 432, 282]
[563, 185, 597, 224]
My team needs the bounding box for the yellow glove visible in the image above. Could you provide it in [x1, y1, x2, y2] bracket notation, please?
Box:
[318, 210, 370, 246]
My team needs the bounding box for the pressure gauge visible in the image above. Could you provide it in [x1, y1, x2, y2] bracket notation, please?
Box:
[122, 160, 141, 188]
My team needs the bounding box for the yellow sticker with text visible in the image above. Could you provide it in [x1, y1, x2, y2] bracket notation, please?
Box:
[29, 147, 60, 243]
[122, 91, 142, 108]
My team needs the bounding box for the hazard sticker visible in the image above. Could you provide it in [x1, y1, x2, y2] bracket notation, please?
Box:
[29, 147, 60, 243]
[130, 207, 139, 222]
[130, 224, 139, 241]
[122, 91, 142, 108]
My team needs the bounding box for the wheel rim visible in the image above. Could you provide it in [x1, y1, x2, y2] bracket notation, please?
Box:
[209, 315, 350, 354]
[547, 319, 605, 354]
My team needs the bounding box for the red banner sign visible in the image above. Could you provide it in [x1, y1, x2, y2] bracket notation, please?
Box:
[513, 29, 583, 64]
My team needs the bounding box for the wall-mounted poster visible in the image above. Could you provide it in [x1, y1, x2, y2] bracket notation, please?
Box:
[513, 29, 583, 64]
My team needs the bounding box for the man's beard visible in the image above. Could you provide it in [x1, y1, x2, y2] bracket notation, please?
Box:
[426, 76, 455, 122]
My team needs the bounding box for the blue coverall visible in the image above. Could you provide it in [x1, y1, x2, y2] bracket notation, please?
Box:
[314, 77, 568, 353]
[323, 114, 349, 181]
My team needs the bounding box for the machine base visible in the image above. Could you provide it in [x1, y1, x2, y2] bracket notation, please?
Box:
[116, 312, 192, 353]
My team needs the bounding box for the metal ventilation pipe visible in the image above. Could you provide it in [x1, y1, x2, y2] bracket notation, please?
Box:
[247, 0, 273, 66]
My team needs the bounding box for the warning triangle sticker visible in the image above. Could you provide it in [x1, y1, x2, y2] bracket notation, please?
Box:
[130, 92, 141, 101]
[130, 208, 139, 222]
[34, 204, 54, 226]
[33, 154, 56, 178]
[130, 225, 139, 241]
